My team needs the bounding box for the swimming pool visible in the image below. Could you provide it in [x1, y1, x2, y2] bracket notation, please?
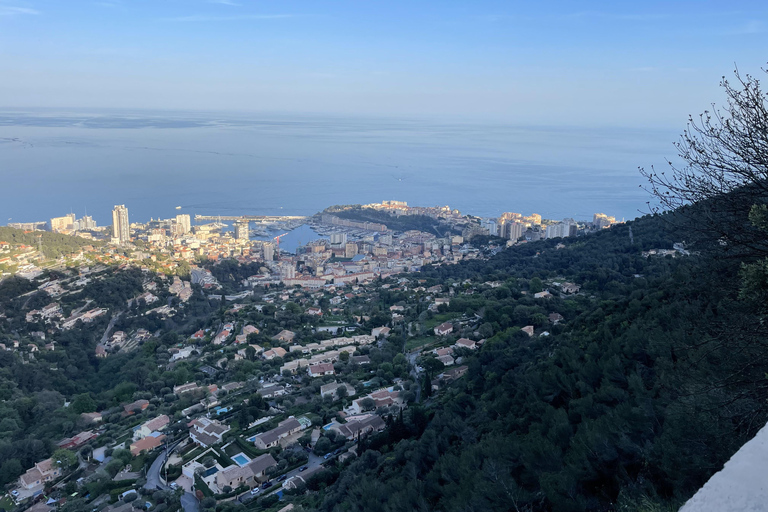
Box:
[232, 453, 250, 466]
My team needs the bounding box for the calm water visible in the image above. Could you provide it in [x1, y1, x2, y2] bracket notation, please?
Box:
[0, 109, 677, 226]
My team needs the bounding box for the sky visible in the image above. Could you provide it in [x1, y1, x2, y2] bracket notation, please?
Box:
[1, 0, 768, 126]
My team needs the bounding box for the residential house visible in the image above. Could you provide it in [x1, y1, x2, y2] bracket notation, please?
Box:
[522, 326, 535, 337]
[308, 362, 335, 377]
[561, 282, 580, 294]
[454, 338, 477, 350]
[123, 399, 149, 415]
[130, 432, 166, 456]
[548, 312, 564, 324]
[330, 415, 386, 440]
[350, 355, 371, 365]
[434, 322, 454, 336]
[215, 454, 277, 490]
[263, 347, 287, 360]
[320, 382, 355, 400]
[257, 385, 286, 399]
[371, 326, 391, 338]
[252, 417, 304, 450]
[19, 459, 62, 490]
[57, 430, 98, 449]
[437, 354, 455, 366]
[272, 330, 296, 343]
[133, 415, 170, 440]
[189, 417, 230, 447]
[81, 412, 103, 424]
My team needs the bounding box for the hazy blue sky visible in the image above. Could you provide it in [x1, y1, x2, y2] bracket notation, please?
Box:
[1, 0, 767, 126]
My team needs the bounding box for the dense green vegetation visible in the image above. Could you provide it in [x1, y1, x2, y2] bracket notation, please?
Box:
[297, 212, 768, 511]
[324, 206, 458, 235]
[0, 226, 101, 259]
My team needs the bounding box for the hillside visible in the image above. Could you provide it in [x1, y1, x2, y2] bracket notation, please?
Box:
[305, 213, 768, 511]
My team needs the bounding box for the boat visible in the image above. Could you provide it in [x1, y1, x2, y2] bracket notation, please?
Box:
[175, 206, 182, 210]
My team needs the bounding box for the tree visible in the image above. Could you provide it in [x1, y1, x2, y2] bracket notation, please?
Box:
[52, 448, 77, 470]
[70, 393, 96, 414]
[360, 398, 376, 412]
[641, 67, 768, 259]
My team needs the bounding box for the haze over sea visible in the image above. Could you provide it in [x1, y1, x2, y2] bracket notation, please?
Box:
[0, 109, 675, 226]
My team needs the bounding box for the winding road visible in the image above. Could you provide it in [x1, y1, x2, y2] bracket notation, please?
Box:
[144, 441, 199, 512]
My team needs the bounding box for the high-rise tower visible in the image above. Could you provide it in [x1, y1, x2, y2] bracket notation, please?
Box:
[112, 205, 130, 244]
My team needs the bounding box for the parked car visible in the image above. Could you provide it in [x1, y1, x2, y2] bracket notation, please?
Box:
[11, 490, 19, 497]
[250, 488, 261, 495]
[277, 474, 287, 482]
[262, 481, 273, 489]
[299, 466, 308, 472]
[324, 453, 332, 459]
[333, 448, 342, 455]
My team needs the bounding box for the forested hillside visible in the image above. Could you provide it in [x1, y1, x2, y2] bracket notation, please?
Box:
[309, 212, 768, 511]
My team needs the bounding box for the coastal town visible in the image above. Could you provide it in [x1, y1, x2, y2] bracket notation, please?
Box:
[2, 200, 617, 283]
[0, 200, 618, 512]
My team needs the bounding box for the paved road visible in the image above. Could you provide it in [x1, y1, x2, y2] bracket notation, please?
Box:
[144, 448, 169, 491]
[144, 442, 199, 512]
[99, 311, 122, 344]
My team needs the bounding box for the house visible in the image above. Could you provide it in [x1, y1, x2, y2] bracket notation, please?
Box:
[95, 344, 108, 358]
[534, 291, 552, 299]
[432, 365, 469, 391]
[215, 453, 277, 490]
[272, 330, 296, 343]
[173, 382, 201, 395]
[330, 415, 386, 440]
[189, 417, 230, 447]
[306, 307, 323, 316]
[19, 459, 62, 489]
[263, 347, 287, 360]
[434, 322, 454, 336]
[171, 346, 195, 361]
[57, 430, 98, 449]
[213, 329, 231, 345]
[437, 354, 455, 366]
[130, 432, 166, 456]
[123, 399, 149, 415]
[252, 417, 304, 450]
[454, 338, 477, 350]
[350, 388, 402, 414]
[561, 282, 580, 294]
[190, 330, 205, 341]
[434, 347, 453, 357]
[371, 326, 391, 338]
[81, 411, 103, 424]
[350, 355, 371, 365]
[308, 362, 335, 377]
[257, 385, 286, 398]
[133, 414, 170, 440]
[242, 325, 260, 335]
[548, 312, 564, 324]
[320, 382, 355, 400]
[522, 325, 535, 337]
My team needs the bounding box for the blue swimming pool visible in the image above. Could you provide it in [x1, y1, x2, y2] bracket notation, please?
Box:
[232, 454, 250, 466]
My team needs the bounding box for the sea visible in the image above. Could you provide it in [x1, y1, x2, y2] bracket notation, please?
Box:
[0, 108, 678, 251]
